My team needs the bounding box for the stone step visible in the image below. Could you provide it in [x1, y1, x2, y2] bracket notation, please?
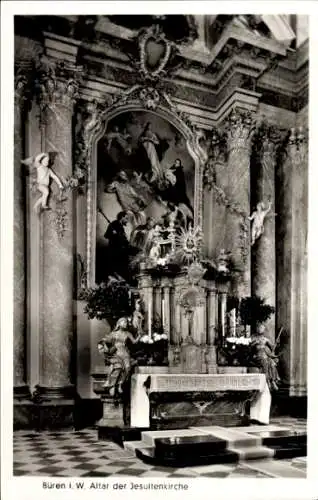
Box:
[191, 426, 262, 448]
[135, 445, 239, 468]
[123, 440, 148, 452]
[133, 424, 307, 468]
[228, 445, 274, 460]
[140, 428, 207, 446]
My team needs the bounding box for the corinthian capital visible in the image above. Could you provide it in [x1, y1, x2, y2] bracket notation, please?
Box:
[36, 57, 83, 110]
[225, 108, 255, 153]
[254, 122, 283, 158]
[287, 127, 308, 167]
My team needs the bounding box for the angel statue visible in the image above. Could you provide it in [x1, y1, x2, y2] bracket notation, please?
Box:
[249, 200, 272, 246]
[249, 323, 280, 391]
[97, 317, 139, 397]
[21, 153, 64, 213]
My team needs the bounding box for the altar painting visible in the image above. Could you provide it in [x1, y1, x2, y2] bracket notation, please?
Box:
[95, 111, 195, 284]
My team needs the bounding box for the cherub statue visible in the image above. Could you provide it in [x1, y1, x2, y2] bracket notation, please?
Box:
[98, 317, 139, 397]
[249, 323, 280, 391]
[21, 153, 64, 213]
[248, 200, 272, 245]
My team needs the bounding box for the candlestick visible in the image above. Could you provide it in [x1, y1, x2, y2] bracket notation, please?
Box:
[162, 298, 165, 332]
[148, 292, 153, 339]
[229, 308, 236, 337]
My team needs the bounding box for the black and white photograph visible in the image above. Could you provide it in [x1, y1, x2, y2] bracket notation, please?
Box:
[1, 3, 317, 499]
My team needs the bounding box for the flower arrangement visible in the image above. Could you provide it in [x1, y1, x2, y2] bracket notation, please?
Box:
[217, 336, 251, 366]
[130, 323, 169, 366]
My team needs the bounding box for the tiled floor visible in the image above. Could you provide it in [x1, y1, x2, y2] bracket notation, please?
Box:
[13, 418, 306, 478]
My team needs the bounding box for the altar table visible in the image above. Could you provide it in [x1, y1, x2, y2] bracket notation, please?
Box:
[130, 373, 271, 428]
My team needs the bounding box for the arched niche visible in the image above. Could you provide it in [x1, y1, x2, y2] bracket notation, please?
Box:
[85, 101, 205, 287]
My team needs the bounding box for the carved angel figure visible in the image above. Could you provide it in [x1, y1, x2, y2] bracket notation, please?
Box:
[21, 153, 64, 213]
[249, 201, 272, 245]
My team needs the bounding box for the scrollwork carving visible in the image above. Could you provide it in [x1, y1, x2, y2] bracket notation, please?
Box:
[74, 98, 110, 187]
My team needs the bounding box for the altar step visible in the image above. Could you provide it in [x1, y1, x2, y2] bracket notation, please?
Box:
[124, 425, 306, 467]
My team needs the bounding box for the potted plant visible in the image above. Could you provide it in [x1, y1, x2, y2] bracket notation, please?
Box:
[239, 295, 275, 335]
[82, 277, 133, 329]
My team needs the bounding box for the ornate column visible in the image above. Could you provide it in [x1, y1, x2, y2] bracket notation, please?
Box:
[225, 109, 255, 297]
[34, 59, 81, 405]
[252, 124, 280, 340]
[14, 69, 31, 399]
[278, 128, 308, 396]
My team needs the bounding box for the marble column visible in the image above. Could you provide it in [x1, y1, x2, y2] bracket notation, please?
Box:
[252, 125, 280, 341]
[35, 61, 80, 400]
[225, 109, 255, 297]
[278, 128, 308, 396]
[14, 71, 31, 399]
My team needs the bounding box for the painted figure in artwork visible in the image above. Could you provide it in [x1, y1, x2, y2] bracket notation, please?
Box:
[130, 216, 155, 251]
[103, 210, 139, 282]
[249, 200, 272, 245]
[139, 122, 169, 183]
[21, 153, 64, 213]
[106, 170, 147, 224]
[106, 125, 132, 155]
[160, 159, 193, 218]
[98, 317, 139, 397]
[250, 323, 280, 391]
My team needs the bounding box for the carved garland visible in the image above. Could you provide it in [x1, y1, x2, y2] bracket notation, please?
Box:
[203, 128, 250, 265]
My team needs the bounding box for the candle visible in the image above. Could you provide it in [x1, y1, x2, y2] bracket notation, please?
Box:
[162, 298, 165, 332]
[229, 308, 236, 337]
[148, 293, 153, 339]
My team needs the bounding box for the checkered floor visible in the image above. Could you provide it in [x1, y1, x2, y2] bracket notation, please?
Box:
[13, 418, 306, 478]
